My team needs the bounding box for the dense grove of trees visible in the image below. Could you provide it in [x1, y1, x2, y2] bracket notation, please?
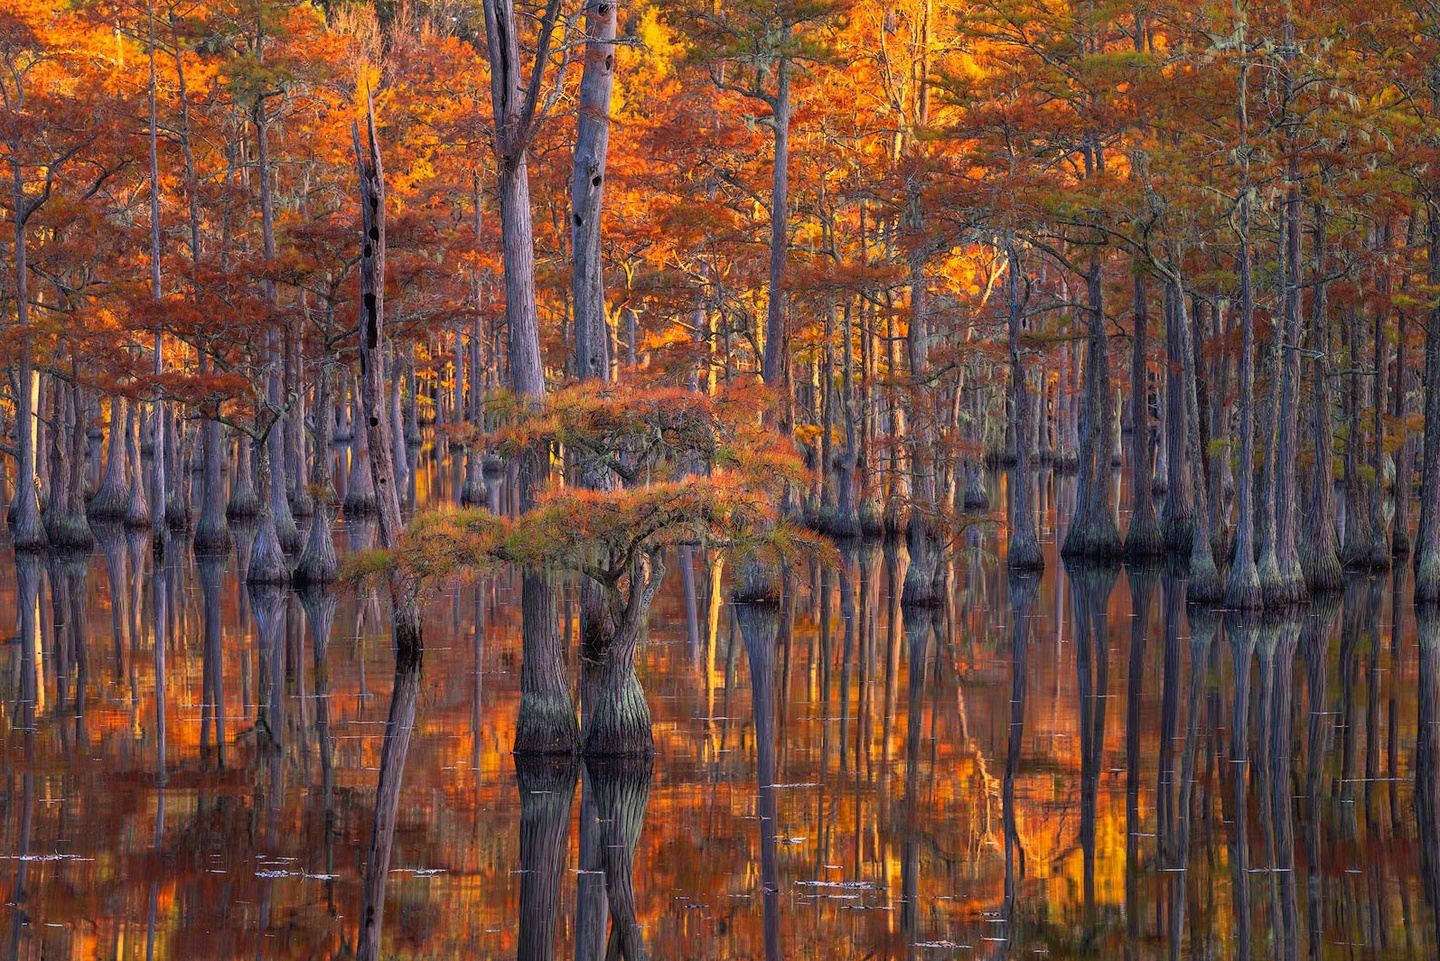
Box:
[10, 0, 1440, 769]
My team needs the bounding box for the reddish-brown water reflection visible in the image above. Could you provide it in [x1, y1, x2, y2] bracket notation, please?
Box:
[2, 468, 1439, 960]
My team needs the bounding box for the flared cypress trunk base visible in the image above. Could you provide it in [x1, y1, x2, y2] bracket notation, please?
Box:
[88, 485, 129, 522]
[274, 510, 302, 555]
[193, 512, 230, 553]
[1161, 512, 1193, 556]
[901, 548, 945, 606]
[460, 455, 488, 506]
[1259, 556, 1308, 607]
[1226, 556, 1263, 610]
[1124, 517, 1165, 559]
[514, 690, 581, 757]
[246, 515, 291, 586]
[1061, 512, 1124, 560]
[45, 514, 92, 552]
[165, 495, 190, 531]
[10, 497, 47, 552]
[1007, 534, 1045, 572]
[1186, 539, 1224, 603]
[962, 467, 989, 511]
[343, 492, 378, 517]
[857, 498, 884, 537]
[582, 660, 653, 758]
[1416, 549, 1440, 604]
[124, 487, 151, 528]
[810, 502, 860, 539]
[734, 557, 784, 604]
[290, 489, 315, 520]
[1301, 545, 1344, 594]
[227, 484, 261, 519]
[293, 508, 338, 586]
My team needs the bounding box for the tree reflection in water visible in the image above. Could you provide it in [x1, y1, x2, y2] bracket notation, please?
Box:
[5, 513, 1440, 959]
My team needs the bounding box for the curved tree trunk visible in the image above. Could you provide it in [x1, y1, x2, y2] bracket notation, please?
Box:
[581, 555, 664, 757]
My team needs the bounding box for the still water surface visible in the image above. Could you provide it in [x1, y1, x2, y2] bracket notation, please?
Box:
[2, 463, 1438, 960]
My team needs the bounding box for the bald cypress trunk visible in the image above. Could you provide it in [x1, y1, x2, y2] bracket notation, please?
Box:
[1416, 197, 1440, 602]
[482, 0, 580, 754]
[90, 397, 131, 521]
[1270, 34, 1307, 604]
[194, 352, 231, 552]
[1125, 272, 1163, 557]
[255, 95, 298, 555]
[1062, 255, 1122, 559]
[1304, 202, 1343, 592]
[1172, 274, 1222, 601]
[1160, 284, 1192, 551]
[1228, 62, 1262, 610]
[8, 159, 45, 551]
[1227, 159, 1262, 610]
[1006, 244, 1042, 572]
[295, 359, 338, 585]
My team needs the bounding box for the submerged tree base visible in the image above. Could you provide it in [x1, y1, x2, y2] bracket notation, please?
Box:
[45, 514, 93, 552]
[581, 668, 653, 758]
[1124, 518, 1165, 559]
[514, 691, 581, 757]
[1061, 514, 1124, 560]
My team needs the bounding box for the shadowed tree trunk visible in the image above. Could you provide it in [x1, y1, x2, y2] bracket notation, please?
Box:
[295, 360, 338, 585]
[1227, 183, 1261, 608]
[354, 99, 423, 654]
[245, 421, 290, 585]
[8, 154, 46, 550]
[90, 397, 131, 521]
[123, 403, 151, 528]
[255, 95, 299, 556]
[1227, 62, 1262, 610]
[1170, 272, 1222, 601]
[1304, 201, 1343, 592]
[1420, 204, 1440, 599]
[145, 0, 168, 555]
[1062, 251, 1122, 559]
[581, 553, 665, 756]
[1006, 244, 1042, 571]
[481, 0, 580, 755]
[193, 353, 231, 552]
[1125, 272, 1163, 557]
[344, 376, 379, 517]
[227, 431, 261, 519]
[1160, 284, 1192, 551]
[1270, 53, 1307, 604]
[47, 380, 91, 550]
